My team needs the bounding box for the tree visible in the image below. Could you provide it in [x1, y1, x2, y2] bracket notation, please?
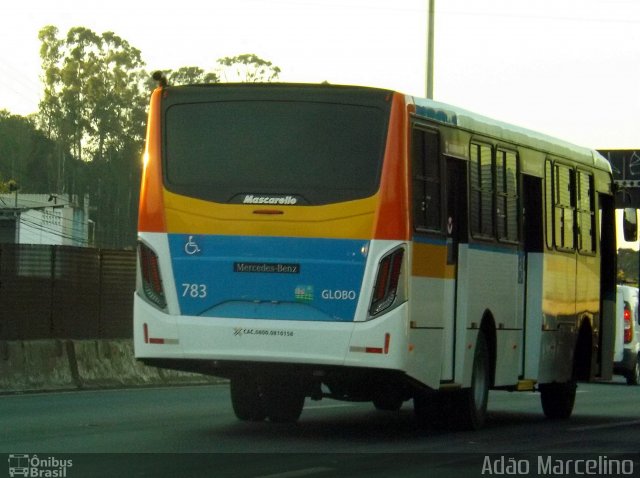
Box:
[37, 26, 148, 248]
[217, 53, 281, 83]
[0, 110, 58, 193]
[166, 66, 218, 85]
[38, 26, 147, 163]
[160, 54, 281, 86]
[618, 248, 639, 285]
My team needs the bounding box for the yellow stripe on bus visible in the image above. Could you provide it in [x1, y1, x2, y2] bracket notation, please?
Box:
[411, 242, 456, 279]
[162, 189, 379, 239]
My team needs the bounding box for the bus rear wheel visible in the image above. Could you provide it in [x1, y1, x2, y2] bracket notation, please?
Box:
[539, 381, 576, 419]
[264, 377, 305, 423]
[263, 381, 306, 423]
[373, 394, 404, 412]
[414, 390, 444, 428]
[230, 375, 266, 422]
[454, 330, 490, 430]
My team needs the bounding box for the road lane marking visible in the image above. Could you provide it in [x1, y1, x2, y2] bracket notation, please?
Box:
[255, 466, 334, 478]
[570, 419, 640, 432]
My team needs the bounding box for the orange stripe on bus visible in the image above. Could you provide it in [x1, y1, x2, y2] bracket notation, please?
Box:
[138, 88, 167, 233]
[373, 93, 410, 241]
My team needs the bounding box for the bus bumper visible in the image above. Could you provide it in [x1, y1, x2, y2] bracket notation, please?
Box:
[134, 294, 409, 373]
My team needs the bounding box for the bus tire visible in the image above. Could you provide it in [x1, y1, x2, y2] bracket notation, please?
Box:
[539, 381, 576, 419]
[264, 383, 305, 423]
[373, 395, 404, 412]
[455, 331, 490, 430]
[626, 356, 640, 386]
[230, 376, 266, 422]
[413, 390, 444, 428]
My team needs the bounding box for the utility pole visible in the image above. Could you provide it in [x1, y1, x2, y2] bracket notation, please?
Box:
[426, 0, 435, 99]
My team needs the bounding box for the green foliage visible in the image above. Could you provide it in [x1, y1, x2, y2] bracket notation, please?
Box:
[618, 248, 639, 285]
[38, 25, 148, 163]
[167, 66, 219, 85]
[36, 25, 149, 247]
[0, 110, 58, 193]
[217, 53, 281, 83]
[160, 53, 280, 86]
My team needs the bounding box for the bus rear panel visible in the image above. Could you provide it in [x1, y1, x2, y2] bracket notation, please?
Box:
[135, 84, 412, 402]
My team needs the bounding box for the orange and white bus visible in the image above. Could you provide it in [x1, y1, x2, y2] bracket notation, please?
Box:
[134, 82, 616, 429]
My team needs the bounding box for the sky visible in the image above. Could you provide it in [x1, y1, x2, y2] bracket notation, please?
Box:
[0, 0, 639, 150]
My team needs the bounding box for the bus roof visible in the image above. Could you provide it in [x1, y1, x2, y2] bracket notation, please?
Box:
[411, 96, 611, 173]
[155, 81, 610, 174]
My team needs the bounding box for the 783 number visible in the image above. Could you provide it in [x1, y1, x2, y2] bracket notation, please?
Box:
[181, 283, 207, 298]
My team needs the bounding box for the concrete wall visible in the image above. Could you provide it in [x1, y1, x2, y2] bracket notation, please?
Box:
[0, 339, 221, 393]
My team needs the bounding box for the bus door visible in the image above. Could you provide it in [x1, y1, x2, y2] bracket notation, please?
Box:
[408, 126, 459, 387]
[598, 194, 618, 380]
[442, 156, 466, 380]
[522, 174, 544, 378]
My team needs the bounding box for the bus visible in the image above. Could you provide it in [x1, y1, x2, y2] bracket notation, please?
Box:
[134, 81, 617, 429]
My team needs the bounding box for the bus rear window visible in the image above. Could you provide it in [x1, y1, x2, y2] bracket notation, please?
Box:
[164, 100, 388, 205]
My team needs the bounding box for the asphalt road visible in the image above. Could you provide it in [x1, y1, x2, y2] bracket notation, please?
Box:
[2, 378, 639, 477]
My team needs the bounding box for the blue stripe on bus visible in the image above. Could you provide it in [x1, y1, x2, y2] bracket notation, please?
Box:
[412, 236, 519, 255]
[168, 235, 369, 322]
[468, 242, 520, 255]
[412, 235, 447, 246]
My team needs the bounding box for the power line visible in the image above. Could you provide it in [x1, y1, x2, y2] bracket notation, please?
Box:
[17, 216, 89, 245]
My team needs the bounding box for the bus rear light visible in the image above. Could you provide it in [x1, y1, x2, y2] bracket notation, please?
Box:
[369, 248, 404, 317]
[350, 334, 391, 354]
[372, 257, 391, 304]
[624, 302, 633, 344]
[143, 323, 180, 345]
[138, 242, 167, 309]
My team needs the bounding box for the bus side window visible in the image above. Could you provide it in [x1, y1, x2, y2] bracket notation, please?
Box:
[412, 128, 441, 232]
[577, 170, 596, 253]
[496, 149, 519, 242]
[470, 142, 494, 239]
[623, 208, 638, 242]
[545, 160, 554, 249]
[554, 163, 576, 252]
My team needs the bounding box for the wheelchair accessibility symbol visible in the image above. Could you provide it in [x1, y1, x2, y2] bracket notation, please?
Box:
[185, 236, 201, 255]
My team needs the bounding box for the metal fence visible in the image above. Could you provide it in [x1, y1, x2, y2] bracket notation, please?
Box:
[0, 244, 136, 340]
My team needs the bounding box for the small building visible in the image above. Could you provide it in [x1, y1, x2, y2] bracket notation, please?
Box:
[0, 194, 90, 246]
